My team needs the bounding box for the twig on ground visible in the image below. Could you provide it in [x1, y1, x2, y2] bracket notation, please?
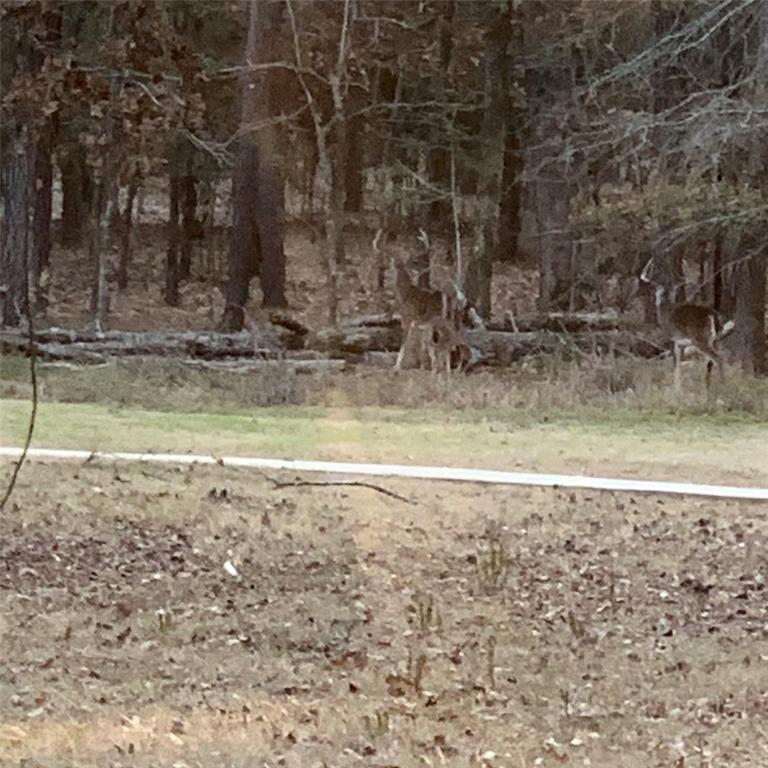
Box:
[261, 471, 414, 504]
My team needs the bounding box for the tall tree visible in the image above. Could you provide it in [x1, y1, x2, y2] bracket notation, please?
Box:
[221, 0, 287, 331]
[1, 117, 33, 327]
[525, 2, 574, 311]
[733, 0, 768, 374]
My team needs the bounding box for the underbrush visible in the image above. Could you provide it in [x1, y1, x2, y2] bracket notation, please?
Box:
[2, 352, 767, 419]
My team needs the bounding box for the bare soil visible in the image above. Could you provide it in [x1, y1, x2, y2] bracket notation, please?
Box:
[1, 458, 767, 767]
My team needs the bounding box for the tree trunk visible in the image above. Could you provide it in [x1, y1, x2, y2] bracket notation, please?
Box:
[495, 2, 523, 264]
[532, 147, 571, 312]
[165, 174, 181, 307]
[426, 3, 455, 226]
[117, 179, 137, 290]
[523, 2, 573, 312]
[244, 0, 287, 310]
[496, 125, 523, 264]
[328, 152, 347, 269]
[90, 79, 123, 330]
[733, 249, 767, 375]
[221, 144, 259, 331]
[91, 182, 115, 331]
[0, 119, 32, 328]
[59, 141, 91, 248]
[466, 224, 492, 317]
[735, 0, 768, 375]
[316, 144, 340, 324]
[31, 122, 53, 310]
[255, 155, 287, 308]
[220, 0, 287, 331]
[179, 171, 196, 281]
[344, 115, 364, 213]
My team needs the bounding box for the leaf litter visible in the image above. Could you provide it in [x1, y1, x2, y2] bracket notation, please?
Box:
[0, 460, 767, 766]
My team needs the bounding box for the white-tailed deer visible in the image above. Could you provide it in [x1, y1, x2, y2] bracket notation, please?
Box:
[375, 228, 479, 371]
[641, 257, 734, 392]
[411, 317, 471, 374]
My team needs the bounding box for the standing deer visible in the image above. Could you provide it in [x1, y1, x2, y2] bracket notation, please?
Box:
[374, 228, 479, 372]
[641, 257, 734, 392]
[411, 316, 471, 374]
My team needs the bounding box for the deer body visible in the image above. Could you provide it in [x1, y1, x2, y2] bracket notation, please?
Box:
[393, 260, 445, 331]
[377, 227, 479, 372]
[666, 303, 726, 392]
[410, 317, 470, 374]
[393, 258, 465, 371]
[641, 257, 733, 392]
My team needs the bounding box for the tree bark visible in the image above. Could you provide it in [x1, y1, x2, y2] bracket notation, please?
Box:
[165, 174, 181, 307]
[31, 121, 53, 310]
[179, 171, 196, 281]
[495, 2, 523, 264]
[221, 0, 287, 331]
[735, 0, 768, 375]
[59, 141, 91, 248]
[343, 115, 364, 212]
[426, 3, 455, 226]
[255, 153, 287, 309]
[733, 249, 767, 375]
[117, 179, 137, 290]
[328, 110, 348, 269]
[221, 143, 259, 331]
[0, 118, 33, 328]
[530, 97, 572, 312]
[466, 224, 492, 317]
[523, 2, 573, 312]
[91, 181, 115, 331]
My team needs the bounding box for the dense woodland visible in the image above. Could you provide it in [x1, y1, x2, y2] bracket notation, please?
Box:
[1, 0, 766, 373]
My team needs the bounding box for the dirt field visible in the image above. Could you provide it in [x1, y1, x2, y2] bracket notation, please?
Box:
[2, 455, 768, 767]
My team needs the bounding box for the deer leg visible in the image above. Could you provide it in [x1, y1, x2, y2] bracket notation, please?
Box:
[704, 342, 724, 389]
[427, 344, 436, 373]
[672, 341, 683, 393]
[712, 349, 724, 384]
[395, 344, 405, 371]
[395, 321, 414, 371]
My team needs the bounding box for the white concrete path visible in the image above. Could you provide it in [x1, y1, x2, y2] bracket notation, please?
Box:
[1, 446, 767, 501]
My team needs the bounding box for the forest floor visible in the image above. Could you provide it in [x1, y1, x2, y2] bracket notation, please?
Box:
[37, 220, 541, 333]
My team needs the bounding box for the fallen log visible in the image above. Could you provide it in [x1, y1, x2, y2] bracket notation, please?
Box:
[0, 323, 664, 368]
[464, 329, 661, 365]
[0, 325, 305, 362]
[341, 313, 401, 329]
[311, 322, 662, 364]
[308, 325, 402, 357]
[487, 309, 621, 333]
[183, 358, 348, 374]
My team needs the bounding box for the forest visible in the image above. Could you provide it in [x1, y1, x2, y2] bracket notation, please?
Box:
[1, 0, 765, 376]
[3, 4, 768, 767]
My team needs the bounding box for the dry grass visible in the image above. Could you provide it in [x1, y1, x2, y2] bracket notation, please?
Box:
[1, 459, 767, 767]
[3, 348, 768, 417]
